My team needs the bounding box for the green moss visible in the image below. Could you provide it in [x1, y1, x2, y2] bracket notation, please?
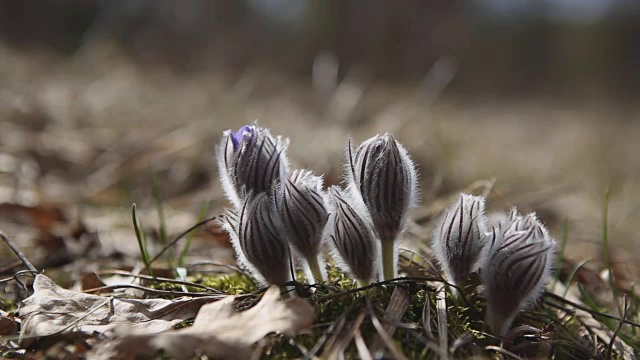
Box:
[196, 272, 258, 295]
[149, 271, 258, 295]
[0, 296, 17, 312]
[142, 264, 635, 359]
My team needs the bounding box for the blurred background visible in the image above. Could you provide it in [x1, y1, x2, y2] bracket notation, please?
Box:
[0, 0, 639, 283]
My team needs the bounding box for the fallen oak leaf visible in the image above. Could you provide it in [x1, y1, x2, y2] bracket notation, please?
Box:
[89, 286, 315, 360]
[18, 274, 222, 346]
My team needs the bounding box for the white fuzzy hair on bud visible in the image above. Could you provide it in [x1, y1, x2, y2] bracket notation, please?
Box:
[345, 133, 418, 280]
[219, 193, 292, 287]
[327, 186, 378, 285]
[432, 193, 488, 286]
[482, 210, 556, 336]
[276, 169, 330, 283]
[216, 124, 290, 209]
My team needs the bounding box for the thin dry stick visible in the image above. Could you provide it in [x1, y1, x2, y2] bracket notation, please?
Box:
[149, 215, 221, 265]
[315, 276, 449, 304]
[83, 283, 225, 298]
[186, 260, 246, 275]
[545, 292, 640, 328]
[95, 270, 225, 293]
[0, 231, 37, 273]
[607, 295, 628, 359]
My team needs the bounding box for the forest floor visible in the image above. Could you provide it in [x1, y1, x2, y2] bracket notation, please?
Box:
[1, 42, 639, 358]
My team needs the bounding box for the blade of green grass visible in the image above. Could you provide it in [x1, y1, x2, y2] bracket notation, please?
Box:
[149, 166, 168, 247]
[179, 200, 211, 267]
[552, 218, 569, 292]
[561, 259, 590, 298]
[132, 203, 154, 277]
[602, 187, 619, 315]
[578, 284, 640, 353]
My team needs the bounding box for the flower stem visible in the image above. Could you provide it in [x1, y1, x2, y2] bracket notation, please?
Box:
[307, 255, 324, 284]
[381, 240, 396, 281]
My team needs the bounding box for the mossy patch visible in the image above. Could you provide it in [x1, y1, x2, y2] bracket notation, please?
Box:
[143, 263, 637, 359]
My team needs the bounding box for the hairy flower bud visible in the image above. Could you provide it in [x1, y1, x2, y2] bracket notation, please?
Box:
[220, 193, 292, 286]
[482, 211, 556, 336]
[432, 193, 489, 286]
[276, 170, 330, 283]
[327, 187, 377, 284]
[346, 133, 418, 241]
[216, 124, 290, 209]
[346, 133, 418, 280]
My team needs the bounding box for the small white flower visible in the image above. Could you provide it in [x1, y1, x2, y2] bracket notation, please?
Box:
[432, 193, 488, 286]
[216, 124, 290, 209]
[482, 210, 556, 336]
[327, 186, 378, 284]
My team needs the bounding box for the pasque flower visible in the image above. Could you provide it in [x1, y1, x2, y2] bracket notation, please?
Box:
[220, 193, 292, 286]
[346, 133, 418, 280]
[327, 186, 377, 285]
[275, 170, 330, 283]
[216, 124, 290, 209]
[432, 193, 488, 286]
[482, 210, 555, 336]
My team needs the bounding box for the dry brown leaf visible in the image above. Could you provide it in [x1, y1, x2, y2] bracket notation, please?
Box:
[89, 286, 315, 360]
[0, 315, 19, 336]
[80, 272, 107, 292]
[18, 274, 221, 345]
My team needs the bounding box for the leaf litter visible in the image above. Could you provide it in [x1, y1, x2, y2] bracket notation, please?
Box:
[16, 274, 314, 359]
[89, 286, 314, 360]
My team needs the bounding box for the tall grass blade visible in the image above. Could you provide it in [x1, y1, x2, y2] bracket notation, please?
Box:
[149, 167, 168, 246]
[578, 285, 639, 353]
[561, 259, 590, 298]
[602, 187, 621, 315]
[552, 218, 569, 291]
[132, 203, 154, 277]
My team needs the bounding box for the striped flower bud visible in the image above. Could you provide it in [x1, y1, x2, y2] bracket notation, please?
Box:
[346, 133, 418, 280]
[502, 208, 548, 240]
[216, 124, 290, 209]
[432, 193, 489, 286]
[482, 211, 556, 336]
[276, 170, 330, 283]
[327, 187, 377, 285]
[219, 193, 292, 286]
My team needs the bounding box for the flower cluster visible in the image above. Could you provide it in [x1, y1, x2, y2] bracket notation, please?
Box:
[432, 194, 556, 336]
[215, 124, 556, 336]
[216, 124, 417, 286]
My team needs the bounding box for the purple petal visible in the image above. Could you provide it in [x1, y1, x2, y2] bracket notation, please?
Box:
[230, 125, 253, 150]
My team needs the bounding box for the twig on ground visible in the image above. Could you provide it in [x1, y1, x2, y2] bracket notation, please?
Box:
[545, 292, 640, 329]
[95, 269, 225, 293]
[83, 283, 226, 298]
[0, 231, 37, 274]
[149, 215, 221, 265]
[607, 295, 628, 359]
